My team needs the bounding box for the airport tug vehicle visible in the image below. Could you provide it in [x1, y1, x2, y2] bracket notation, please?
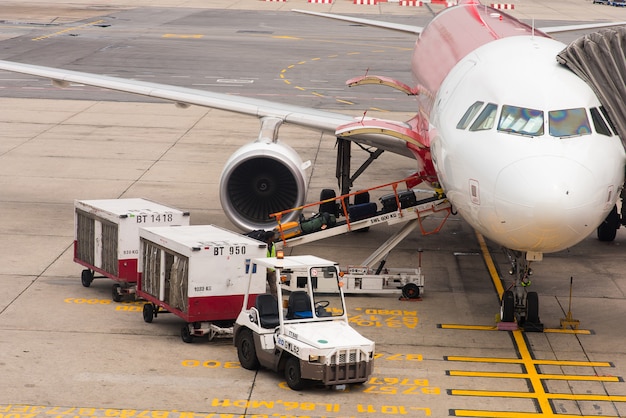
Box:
[234, 255, 375, 390]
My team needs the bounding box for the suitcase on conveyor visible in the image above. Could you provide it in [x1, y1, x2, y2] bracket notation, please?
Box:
[380, 190, 418, 213]
[274, 221, 302, 239]
[348, 202, 377, 222]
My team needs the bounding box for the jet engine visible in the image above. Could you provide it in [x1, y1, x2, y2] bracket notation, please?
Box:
[219, 140, 308, 232]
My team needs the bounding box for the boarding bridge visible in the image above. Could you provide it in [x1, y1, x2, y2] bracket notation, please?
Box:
[272, 180, 452, 270]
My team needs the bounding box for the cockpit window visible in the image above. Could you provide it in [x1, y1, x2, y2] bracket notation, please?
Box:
[498, 105, 544, 136]
[457, 101, 484, 129]
[548, 108, 591, 138]
[469, 103, 498, 131]
[590, 107, 613, 137]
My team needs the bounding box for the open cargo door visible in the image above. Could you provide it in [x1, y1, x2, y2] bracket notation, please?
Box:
[556, 27, 626, 146]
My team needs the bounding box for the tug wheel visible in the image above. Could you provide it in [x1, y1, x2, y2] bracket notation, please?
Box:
[236, 328, 260, 370]
[284, 356, 306, 391]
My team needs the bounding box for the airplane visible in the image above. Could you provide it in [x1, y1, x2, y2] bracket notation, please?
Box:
[0, 0, 625, 326]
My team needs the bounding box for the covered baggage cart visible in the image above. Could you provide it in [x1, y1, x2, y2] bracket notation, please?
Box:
[74, 198, 190, 301]
[138, 224, 268, 342]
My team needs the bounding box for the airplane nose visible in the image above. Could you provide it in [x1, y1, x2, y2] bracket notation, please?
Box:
[493, 156, 602, 252]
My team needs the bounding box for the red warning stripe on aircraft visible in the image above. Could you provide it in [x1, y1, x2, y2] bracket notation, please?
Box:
[400, 0, 423, 5]
[491, 3, 515, 8]
[309, 0, 333, 2]
[354, 0, 378, 4]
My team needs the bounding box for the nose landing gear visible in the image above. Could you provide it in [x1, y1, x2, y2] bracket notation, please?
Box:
[500, 250, 544, 332]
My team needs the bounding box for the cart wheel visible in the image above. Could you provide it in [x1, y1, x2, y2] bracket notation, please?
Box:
[402, 283, 420, 299]
[81, 269, 94, 287]
[142, 303, 154, 323]
[181, 325, 194, 343]
[284, 356, 307, 390]
[236, 328, 259, 370]
[112, 284, 123, 302]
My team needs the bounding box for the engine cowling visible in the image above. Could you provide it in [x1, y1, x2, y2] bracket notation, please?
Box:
[219, 140, 308, 232]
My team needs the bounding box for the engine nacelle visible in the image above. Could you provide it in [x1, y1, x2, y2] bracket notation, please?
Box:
[219, 140, 308, 232]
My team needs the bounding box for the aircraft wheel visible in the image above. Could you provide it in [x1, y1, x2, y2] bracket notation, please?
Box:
[142, 303, 154, 323]
[402, 283, 420, 299]
[81, 269, 93, 287]
[236, 328, 260, 370]
[112, 284, 123, 302]
[526, 291, 539, 324]
[181, 325, 194, 343]
[284, 356, 306, 391]
[597, 205, 619, 242]
[500, 290, 515, 323]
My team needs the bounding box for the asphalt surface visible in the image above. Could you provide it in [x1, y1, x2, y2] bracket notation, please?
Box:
[1, 1, 626, 417]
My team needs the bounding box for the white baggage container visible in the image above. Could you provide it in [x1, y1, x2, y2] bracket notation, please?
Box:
[74, 198, 190, 301]
[137, 224, 268, 342]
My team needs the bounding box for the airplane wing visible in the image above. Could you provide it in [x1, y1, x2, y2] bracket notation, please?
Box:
[539, 21, 626, 34]
[0, 60, 356, 133]
[291, 10, 423, 35]
[0, 59, 418, 232]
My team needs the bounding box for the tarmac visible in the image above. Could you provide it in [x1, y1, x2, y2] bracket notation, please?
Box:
[1, 1, 626, 417]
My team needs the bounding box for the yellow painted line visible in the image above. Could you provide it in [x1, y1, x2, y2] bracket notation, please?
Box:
[288, 65, 295, 69]
[336, 99, 355, 105]
[440, 324, 498, 331]
[447, 355, 613, 368]
[451, 388, 626, 402]
[295, 86, 306, 91]
[328, 54, 339, 58]
[162, 34, 203, 39]
[348, 52, 361, 55]
[32, 20, 105, 41]
[311, 57, 321, 61]
[312, 92, 324, 97]
[449, 370, 621, 382]
[441, 323, 592, 334]
[283, 80, 291, 85]
[543, 327, 591, 335]
[475, 231, 504, 298]
[273, 35, 300, 40]
[454, 409, 616, 418]
[298, 61, 306, 65]
[368, 107, 388, 112]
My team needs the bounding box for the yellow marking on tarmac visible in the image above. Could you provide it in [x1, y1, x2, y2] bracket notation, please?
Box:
[336, 99, 355, 105]
[445, 234, 624, 416]
[449, 370, 621, 382]
[32, 20, 105, 41]
[312, 92, 325, 97]
[312, 57, 321, 61]
[273, 35, 300, 40]
[162, 34, 203, 39]
[295, 86, 306, 91]
[440, 323, 591, 334]
[476, 231, 504, 298]
[348, 52, 361, 55]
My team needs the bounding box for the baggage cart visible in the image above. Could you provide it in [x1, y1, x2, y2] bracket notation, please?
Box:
[74, 198, 190, 301]
[138, 224, 268, 342]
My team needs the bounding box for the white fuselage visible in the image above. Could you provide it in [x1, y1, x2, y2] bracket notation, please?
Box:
[430, 36, 625, 253]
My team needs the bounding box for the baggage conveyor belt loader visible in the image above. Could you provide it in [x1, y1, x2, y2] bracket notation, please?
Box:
[234, 255, 375, 390]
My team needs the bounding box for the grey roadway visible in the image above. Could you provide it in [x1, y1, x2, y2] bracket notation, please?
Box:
[1, 1, 626, 417]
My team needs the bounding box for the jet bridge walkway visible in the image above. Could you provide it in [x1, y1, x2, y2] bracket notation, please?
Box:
[271, 178, 452, 269]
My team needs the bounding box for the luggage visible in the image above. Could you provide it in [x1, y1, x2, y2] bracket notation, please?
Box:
[380, 190, 418, 213]
[244, 229, 267, 242]
[274, 221, 302, 239]
[348, 202, 377, 222]
[300, 212, 337, 234]
[319, 189, 340, 218]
